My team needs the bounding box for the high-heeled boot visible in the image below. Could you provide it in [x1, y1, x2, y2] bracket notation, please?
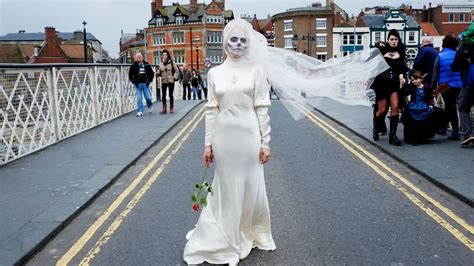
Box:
[373, 116, 379, 141]
[160, 103, 167, 115]
[389, 115, 402, 146]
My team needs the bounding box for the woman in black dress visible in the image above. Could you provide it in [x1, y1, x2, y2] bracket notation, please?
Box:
[371, 29, 408, 146]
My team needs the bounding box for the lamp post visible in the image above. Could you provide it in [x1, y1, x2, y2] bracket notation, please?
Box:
[193, 35, 200, 72]
[82, 21, 87, 63]
[302, 33, 315, 56]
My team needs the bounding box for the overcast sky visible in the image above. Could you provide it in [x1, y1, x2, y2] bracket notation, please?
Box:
[0, 0, 444, 58]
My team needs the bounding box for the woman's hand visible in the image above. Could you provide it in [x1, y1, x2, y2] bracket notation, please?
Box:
[203, 145, 214, 167]
[259, 148, 271, 164]
[399, 74, 406, 86]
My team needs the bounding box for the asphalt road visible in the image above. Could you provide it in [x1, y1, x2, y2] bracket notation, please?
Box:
[29, 101, 474, 265]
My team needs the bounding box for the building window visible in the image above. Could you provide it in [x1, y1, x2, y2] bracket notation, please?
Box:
[284, 20, 293, 31]
[153, 33, 165, 45]
[208, 50, 223, 63]
[176, 16, 184, 25]
[343, 51, 353, 56]
[173, 49, 184, 64]
[356, 34, 362, 45]
[374, 32, 381, 43]
[317, 53, 327, 62]
[207, 15, 223, 24]
[449, 13, 455, 22]
[172, 31, 184, 44]
[284, 35, 293, 49]
[408, 32, 415, 42]
[156, 18, 164, 27]
[343, 34, 358, 45]
[316, 34, 327, 47]
[152, 51, 162, 65]
[207, 31, 223, 44]
[316, 18, 327, 29]
[460, 13, 465, 22]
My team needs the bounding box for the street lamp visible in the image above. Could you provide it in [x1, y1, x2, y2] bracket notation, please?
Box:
[82, 21, 87, 63]
[193, 35, 200, 72]
[302, 33, 315, 56]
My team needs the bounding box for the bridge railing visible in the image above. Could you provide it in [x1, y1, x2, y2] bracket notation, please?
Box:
[0, 64, 183, 165]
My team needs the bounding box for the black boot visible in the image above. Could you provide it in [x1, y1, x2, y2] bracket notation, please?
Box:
[373, 117, 379, 141]
[389, 115, 402, 146]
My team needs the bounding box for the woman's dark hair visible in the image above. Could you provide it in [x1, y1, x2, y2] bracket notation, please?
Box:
[442, 34, 458, 50]
[385, 29, 406, 57]
[162, 49, 172, 64]
[411, 70, 427, 80]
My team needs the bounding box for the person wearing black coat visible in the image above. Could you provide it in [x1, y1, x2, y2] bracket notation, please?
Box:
[128, 53, 155, 117]
[371, 29, 408, 146]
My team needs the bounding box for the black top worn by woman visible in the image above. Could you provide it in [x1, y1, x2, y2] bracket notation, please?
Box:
[371, 42, 408, 101]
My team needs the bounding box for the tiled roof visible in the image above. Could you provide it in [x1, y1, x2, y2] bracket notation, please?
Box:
[361, 15, 385, 28]
[361, 13, 419, 28]
[0, 43, 25, 63]
[0, 32, 99, 42]
[420, 22, 439, 36]
[61, 44, 86, 59]
[20, 44, 35, 58]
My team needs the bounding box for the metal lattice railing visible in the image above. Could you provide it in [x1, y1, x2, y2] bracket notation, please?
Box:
[0, 64, 182, 165]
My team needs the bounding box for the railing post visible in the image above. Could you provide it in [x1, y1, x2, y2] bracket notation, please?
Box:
[117, 66, 124, 115]
[48, 67, 61, 141]
[90, 66, 99, 125]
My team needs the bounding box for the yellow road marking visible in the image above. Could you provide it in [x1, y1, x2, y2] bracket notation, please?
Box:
[292, 102, 474, 251]
[296, 102, 474, 235]
[57, 106, 205, 266]
[79, 111, 205, 265]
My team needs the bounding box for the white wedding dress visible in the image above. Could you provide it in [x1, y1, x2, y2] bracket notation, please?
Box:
[183, 58, 276, 264]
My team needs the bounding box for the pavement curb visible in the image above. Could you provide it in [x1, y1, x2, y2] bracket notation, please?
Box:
[16, 102, 204, 265]
[310, 105, 474, 208]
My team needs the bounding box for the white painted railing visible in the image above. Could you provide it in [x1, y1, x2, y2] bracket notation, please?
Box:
[0, 64, 183, 165]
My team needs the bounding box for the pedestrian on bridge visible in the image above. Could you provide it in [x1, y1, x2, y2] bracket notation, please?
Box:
[183, 18, 275, 265]
[128, 52, 154, 117]
[451, 23, 474, 146]
[371, 29, 408, 146]
[156, 49, 180, 114]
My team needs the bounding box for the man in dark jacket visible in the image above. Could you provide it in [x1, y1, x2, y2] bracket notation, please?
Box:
[181, 63, 192, 100]
[413, 36, 437, 87]
[451, 24, 474, 146]
[128, 52, 154, 117]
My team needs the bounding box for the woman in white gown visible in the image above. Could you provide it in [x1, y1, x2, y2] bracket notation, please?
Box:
[183, 19, 276, 264]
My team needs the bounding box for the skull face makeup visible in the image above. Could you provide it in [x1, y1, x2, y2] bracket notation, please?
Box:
[226, 28, 248, 58]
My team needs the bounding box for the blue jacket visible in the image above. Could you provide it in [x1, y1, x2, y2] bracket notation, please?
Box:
[437, 48, 462, 88]
[413, 44, 438, 86]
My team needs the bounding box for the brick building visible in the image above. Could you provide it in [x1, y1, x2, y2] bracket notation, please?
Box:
[271, 0, 349, 61]
[244, 14, 275, 47]
[0, 27, 93, 63]
[145, 0, 233, 70]
[0, 27, 108, 63]
[416, 2, 474, 37]
[119, 30, 145, 63]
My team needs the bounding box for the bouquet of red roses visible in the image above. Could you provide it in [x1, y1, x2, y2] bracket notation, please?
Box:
[191, 166, 213, 212]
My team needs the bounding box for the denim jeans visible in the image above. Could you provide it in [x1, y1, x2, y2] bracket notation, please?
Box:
[136, 83, 153, 113]
[191, 86, 199, 100]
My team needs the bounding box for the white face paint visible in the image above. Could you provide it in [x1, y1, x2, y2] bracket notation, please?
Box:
[227, 28, 247, 58]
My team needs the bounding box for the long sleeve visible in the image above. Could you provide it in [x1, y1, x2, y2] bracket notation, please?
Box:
[205, 70, 219, 147]
[254, 65, 271, 149]
[431, 56, 440, 89]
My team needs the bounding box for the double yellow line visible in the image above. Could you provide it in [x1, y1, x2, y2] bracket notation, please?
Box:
[57, 106, 206, 266]
[292, 102, 474, 251]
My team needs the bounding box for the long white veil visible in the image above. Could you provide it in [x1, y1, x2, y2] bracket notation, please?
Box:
[230, 18, 390, 120]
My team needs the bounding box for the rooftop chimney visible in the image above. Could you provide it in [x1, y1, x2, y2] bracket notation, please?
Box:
[189, 0, 198, 15]
[44, 27, 60, 43]
[312, 2, 322, 8]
